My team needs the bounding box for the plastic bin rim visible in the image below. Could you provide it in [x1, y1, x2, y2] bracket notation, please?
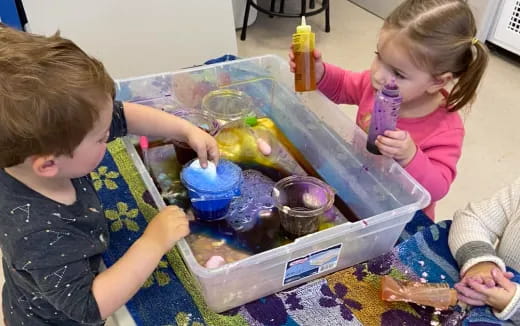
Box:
[115, 54, 286, 86]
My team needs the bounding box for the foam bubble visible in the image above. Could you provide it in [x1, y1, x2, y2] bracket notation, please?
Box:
[189, 159, 217, 179]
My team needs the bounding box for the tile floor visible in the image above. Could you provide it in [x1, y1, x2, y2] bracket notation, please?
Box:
[2, 1, 520, 325]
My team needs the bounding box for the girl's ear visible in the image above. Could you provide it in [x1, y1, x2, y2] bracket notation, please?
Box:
[427, 72, 453, 94]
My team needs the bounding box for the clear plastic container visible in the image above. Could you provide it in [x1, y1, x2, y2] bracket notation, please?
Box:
[201, 89, 255, 124]
[117, 55, 430, 312]
[273, 176, 334, 237]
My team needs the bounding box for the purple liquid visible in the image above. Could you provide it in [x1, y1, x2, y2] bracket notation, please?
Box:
[226, 170, 276, 232]
[186, 170, 348, 264]
[188, 170, 285, 254]
[366, 81, 402, 155]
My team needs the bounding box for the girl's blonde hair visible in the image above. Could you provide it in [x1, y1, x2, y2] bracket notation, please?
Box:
[385, 0, 488, 112]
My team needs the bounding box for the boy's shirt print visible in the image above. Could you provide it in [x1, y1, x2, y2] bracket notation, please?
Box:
[1, 173, 108, 325]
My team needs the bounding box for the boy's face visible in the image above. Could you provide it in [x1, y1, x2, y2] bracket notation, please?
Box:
[53, 97, 113, 178]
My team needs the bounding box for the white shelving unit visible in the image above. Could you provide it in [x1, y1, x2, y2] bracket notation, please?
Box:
[489, 0, 520, 55]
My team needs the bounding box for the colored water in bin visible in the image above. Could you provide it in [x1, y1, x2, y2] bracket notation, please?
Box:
[181, 159, 243, 220]
[273, 176, 334, 237]
[171, 110, 220, 165]
[201, 89, 255, 124]
[119, 55, 431, 313]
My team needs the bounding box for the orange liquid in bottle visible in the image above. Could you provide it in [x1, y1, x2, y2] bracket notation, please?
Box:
[294, 51, 316, 92]
[293, 16, 316, 92]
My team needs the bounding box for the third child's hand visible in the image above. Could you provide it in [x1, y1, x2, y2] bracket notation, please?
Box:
[289, 47, 325, 83]
[142, 206, 190, 253]
[454, 263, 514, 306]
[464, 268, 517, 312]
[375, 130, 417, 166]
[461, 262, 502, 288]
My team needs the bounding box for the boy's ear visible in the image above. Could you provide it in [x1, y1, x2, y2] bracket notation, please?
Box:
[427, 72, 453, 94]
[31, 155, 59, 178]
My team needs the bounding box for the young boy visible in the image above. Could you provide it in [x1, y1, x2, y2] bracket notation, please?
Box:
[0, 25, 219, 325]
[449, 178, 520, 323]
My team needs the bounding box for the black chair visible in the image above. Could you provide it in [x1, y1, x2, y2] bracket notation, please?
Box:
[240, 0, 330, 41]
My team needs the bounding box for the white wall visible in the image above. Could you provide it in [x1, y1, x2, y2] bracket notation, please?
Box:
[22, 0, 238, 78]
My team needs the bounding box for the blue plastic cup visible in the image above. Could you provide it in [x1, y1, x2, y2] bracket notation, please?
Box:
[180, 159, 243, 221]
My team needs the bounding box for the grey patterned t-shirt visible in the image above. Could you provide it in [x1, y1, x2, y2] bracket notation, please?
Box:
[1, 101, 127, 325]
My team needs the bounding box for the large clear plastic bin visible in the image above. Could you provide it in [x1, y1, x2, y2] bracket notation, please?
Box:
[116, 55, 430, 312]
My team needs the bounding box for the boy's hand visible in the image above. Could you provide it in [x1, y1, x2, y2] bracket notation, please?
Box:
[289, 47, 325, 83]
[375, 130, 417, 166]
[185, 125, 220, 168]
[142, 206, 189, 253]
[464, 268, 517, 312]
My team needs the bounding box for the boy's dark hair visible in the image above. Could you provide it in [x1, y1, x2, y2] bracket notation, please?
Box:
[0, 24, 115, 167]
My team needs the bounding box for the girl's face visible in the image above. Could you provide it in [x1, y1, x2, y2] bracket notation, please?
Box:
[370, 28, 440, 105]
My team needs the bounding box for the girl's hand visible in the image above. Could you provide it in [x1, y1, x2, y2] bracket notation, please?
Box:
[185, 125, 220, 168]
[375, 130, 417, 166]
[463, 268, 517, 312]
[289, 47, 325, 83]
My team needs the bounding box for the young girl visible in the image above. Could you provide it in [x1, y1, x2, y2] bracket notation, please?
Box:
[449, 178, 520, 322]
[289, 0, 489, 219]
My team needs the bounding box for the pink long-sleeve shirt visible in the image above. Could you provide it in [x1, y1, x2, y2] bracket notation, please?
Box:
[318, 64, 464, 219]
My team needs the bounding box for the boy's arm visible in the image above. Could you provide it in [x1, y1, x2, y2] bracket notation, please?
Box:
[20, 235, 168, 322]
[122, 101, 197, 143]
[120, 101, 219, 165]
[316, 64, 371, 105]
[448, 177, 520, 275]
[12, 205, 187, 323]
[91, 236, 165, 319]
[92, 205, 188, 319]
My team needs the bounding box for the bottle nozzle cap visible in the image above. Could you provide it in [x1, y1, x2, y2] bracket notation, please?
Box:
[385, 78, 398, 90]
[382, 78, 401, 97]
[296, 16, 312, 33]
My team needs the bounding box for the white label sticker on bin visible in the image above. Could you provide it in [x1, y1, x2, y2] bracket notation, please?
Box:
[282, 243, 342, 286]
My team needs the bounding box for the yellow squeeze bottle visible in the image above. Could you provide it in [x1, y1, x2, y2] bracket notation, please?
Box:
[292, 16, 316, 92]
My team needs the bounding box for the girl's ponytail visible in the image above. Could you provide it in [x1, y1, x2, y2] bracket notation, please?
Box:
[447, 39, 489, 112]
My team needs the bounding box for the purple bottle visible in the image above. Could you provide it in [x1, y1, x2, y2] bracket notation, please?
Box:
[366, 79, 402, 155]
